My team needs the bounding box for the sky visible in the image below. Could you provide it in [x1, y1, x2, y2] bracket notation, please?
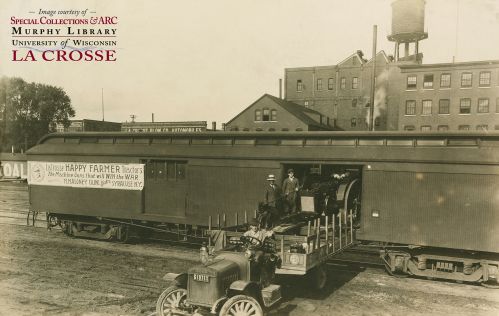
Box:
[1, 0, 499, 126]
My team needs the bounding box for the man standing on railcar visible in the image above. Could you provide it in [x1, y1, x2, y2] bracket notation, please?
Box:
[261, 174, 282, 226]
[283, 169, 300, 214]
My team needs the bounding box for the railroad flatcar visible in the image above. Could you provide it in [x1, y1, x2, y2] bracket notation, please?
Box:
[27, 131, 499, 285]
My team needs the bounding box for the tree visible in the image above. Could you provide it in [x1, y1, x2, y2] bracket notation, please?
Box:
[0, 77, 75, 152]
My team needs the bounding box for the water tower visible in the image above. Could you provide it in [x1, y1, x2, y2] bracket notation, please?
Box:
[387, 0, 428, 63]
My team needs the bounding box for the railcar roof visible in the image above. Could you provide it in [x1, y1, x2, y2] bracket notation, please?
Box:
[35, 130, 499, 144]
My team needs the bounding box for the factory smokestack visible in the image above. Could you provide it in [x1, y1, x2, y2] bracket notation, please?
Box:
[212, 121, 216, 131]
[279, 79, 283, 99]
[152, 113, 154, 123]
[369, 25, 377, 132]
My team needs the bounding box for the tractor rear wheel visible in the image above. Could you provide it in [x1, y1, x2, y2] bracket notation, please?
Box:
[156, 286, 187, 316]
[219, 294, 263, 316]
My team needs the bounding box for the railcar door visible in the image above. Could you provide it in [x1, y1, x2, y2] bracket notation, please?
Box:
[143, 160, 187, 218]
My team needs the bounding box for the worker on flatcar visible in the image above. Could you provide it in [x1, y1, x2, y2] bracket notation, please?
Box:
[260, 174, 282, 227]
[282, 169, 300, 214]
[325, 172, 342, 216]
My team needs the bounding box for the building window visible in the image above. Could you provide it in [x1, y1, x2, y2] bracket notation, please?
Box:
[271, 109, 277, 121]
[478, 98, 489, 113]
[281, 128, 289, 131]
[255, 110, 261, 121]
[328, 78, 334, 90]
[262, 108, 270, 121]
[268, 128, 276, 131]
[243, 128, 250, 131]
[476, 125, 488, 131]
[421, 125, 431, 131]
[460, 98, 471, 114]
[423, 74, 434, 89]
[437, 125, 449, 131]
[351, 118, 357, 127]
[352, 77, 359, 89]
[256, 128, 263, 131]
[404, 125, 415, 131]
[374, 117, 380, 126]
[317, 78, 322, 90]
[479, 71, 491, 87]
[295, 128, 303, 131]
[422, 100, 432, 115]
[461, 72, 472, 88]
[458, 125, 470, 131]
[407, 75, 417, 89]
[439, 99, 450, 114]
[496, 97, 499, 113]
[297, 80, 303, 92]
[352, 99, 357, 107]
[440, 73, 451, 88]
[340, 77, 346, 90]
[405, 100, 416, 115]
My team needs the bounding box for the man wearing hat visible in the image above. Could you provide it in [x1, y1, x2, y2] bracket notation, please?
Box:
[260, 174, 283, 227]
[282, 169, 300, 214]
[265, 174, 282, 210]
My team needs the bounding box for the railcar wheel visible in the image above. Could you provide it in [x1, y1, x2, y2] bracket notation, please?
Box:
[381, 253, 408, 278]
[310, 264, 327, 290]
[219, 295, 263, 316]
[156, 286, 187, 316]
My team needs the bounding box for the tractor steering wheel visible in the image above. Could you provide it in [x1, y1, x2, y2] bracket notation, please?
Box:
[240, 235, 263, 248]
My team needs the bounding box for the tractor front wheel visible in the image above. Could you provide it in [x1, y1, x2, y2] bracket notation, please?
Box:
[156, 286, 187, 316]
[219, 294, 263, 316]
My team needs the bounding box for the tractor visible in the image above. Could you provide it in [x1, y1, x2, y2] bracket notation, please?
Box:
[156, 234, 282, 316]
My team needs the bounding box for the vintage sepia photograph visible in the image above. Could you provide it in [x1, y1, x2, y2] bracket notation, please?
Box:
[1, 0, 499, 315]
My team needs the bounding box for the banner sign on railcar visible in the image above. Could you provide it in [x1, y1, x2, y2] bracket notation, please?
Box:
[27, 161, 144, 190]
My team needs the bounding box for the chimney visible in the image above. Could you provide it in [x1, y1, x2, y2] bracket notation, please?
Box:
[152, 113, 155, 123]
[212, 121, 216, 131]
[279, 79, 283, 99]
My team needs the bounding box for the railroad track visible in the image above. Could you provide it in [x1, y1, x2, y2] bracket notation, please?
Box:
[0, 181, 385, 269]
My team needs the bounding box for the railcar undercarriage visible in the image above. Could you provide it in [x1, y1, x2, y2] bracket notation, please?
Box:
[46, 213, 207, 244]
[381, 247, 499, 287]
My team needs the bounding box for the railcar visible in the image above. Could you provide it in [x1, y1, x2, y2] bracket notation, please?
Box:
[27, 131, 499, 285]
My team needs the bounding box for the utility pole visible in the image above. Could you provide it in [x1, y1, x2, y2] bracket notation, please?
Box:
[369, 25, 377, 131]
[101, 88, 105, 121]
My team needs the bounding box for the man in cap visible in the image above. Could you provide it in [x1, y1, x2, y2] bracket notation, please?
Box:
[243, 218, 278, 287]
[282, 169, 300, 214]
[243, 218, 274, 244]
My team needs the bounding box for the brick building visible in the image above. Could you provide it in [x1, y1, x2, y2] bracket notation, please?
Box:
[285, 51, 396, 131]
[225, 94, 336, 132]
[282, 0, 499, 131]
[121, 121, 207, 132]
[397, 61, 499, 131]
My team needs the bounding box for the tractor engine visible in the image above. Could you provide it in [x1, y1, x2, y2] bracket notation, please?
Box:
[186, 259, 241, 308]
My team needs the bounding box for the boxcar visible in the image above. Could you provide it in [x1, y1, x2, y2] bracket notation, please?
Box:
[27, 131, 499, 284]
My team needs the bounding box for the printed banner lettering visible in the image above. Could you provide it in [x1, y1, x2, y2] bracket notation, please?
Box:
[28, 161, 144, 190]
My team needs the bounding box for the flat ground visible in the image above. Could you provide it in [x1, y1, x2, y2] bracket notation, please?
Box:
[0, 182, 498, 316]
